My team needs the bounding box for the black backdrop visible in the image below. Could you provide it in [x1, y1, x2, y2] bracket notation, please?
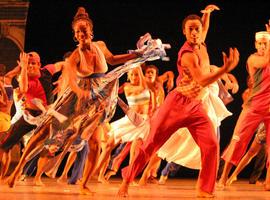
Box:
[25, 0, 270, 178]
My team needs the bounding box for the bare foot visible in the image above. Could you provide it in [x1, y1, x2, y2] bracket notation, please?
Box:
[158, 175, 168, 185]
[255, 180, 264, 186]
[7, 175, 16, 188]
[18, 174, 27, 182]
[148, 176, 158, 184]
[80, 185, 95, 195]
[197, 190, 215, 198]
[57, 176, 67, 184]
[216, 178, 226, 190]
[98, 176, 109, 184]
[34, 178, 45, 186]
[265, 184, 270, 191]
[105, 169, 116, 180]
[138, 178, 147, 186]
[130, 181, 139, 186]
[117, 180, 129, 197]
[226, 175, 237, 186]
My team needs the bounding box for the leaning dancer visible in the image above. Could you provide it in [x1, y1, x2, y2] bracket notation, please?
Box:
[117, 5, 239, 198]
[218, 29, 270, 189]
[6, 6, 169, 193]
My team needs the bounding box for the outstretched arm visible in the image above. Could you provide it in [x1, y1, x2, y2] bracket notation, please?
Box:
[96, 41, 138, 66]
[4, 65, 21, 85]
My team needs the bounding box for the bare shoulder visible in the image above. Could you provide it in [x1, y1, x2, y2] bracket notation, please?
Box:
[95, 40, 107, 48]
[181, 51, 199, 68]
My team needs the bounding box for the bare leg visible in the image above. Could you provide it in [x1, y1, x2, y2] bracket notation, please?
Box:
[0, 150, 11, 180]
[57, 152, 77, 183]
[98, 157, 109, 184]
[117, 179, 130, 197]
[105, 142, 131, 181]
[129, 139, 142, 165]
[139, 154, 160, 186]
[227, 141, 261, 186]
[217, 161, 233, 189]
[90, 136, 116, 179]
[33, 156, 50, 186]
[80, 126, 101, 195]
[7, 125, 50, 188]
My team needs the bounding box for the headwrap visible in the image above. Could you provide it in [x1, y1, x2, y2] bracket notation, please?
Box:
[255, 31, 270, 41]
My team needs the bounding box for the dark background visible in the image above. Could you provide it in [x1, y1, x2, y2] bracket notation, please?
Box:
[25, 0, 270, 178]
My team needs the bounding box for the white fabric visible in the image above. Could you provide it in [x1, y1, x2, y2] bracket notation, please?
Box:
[255, 31, 270, 41]
[157, 82, 232, 170]
[108, 114, 150, 144]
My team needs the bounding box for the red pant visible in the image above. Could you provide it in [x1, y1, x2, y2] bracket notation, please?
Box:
[122, 90, 218, 193]
[222, 106, 270, 165]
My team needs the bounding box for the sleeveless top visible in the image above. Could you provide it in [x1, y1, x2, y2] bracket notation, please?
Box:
[126, 89, 151, 106]
[25, 65, 55, 107]
[176, 42, 203, 99]
[245, 61, 270, 108]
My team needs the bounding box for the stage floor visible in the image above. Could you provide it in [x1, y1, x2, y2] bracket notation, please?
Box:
[0, 177, 269, 199]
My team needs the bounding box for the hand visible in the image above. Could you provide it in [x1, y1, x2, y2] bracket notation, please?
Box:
[166, 79, 174, 92]
[222, 48, 240, 73]
[265, 19, 270, 32]
[224, 81, 234, 91]
[18, 52, 29, 70]
[201, 4, 220, 14]
[231, 83, 239, 94]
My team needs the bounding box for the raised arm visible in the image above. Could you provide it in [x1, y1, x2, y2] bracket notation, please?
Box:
[158, 71, 175, 92]
[18, 52, 29, 94]
[4, 65, 21, 85]
[200, 4, 220, 42]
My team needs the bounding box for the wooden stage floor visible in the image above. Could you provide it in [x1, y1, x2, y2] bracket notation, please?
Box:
[0, 177, 269, 200]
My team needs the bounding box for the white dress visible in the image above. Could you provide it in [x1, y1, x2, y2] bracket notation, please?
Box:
[157, 82, 232, 169]
[108, 89, 151, 144]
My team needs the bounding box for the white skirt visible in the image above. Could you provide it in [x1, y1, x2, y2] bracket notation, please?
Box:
[157, 83, 232, 169]
[108, 114, 150, 144]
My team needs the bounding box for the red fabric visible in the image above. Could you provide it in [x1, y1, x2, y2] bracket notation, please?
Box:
[122, 90, 218, 193]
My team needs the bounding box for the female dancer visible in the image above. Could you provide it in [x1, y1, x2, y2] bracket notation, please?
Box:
[104, 64, 175, 182]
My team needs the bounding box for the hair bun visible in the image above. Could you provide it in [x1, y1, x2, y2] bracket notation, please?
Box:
[72, 7, 93, 29]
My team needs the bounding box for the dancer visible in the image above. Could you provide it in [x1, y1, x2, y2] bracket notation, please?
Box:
[117, 4, 239, 198]
[226, 123, 266, 185]
[104, 64, 174, 183]
[91, 65, 152, 184]
[218, 29, 270, 189]
[6, 6, 168, 192]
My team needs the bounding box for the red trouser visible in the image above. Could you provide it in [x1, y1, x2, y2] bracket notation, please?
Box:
[122, 90, 218, 193]
[222, 106, 270, 165]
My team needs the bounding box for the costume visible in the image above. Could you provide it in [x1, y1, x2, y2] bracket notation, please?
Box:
[0, 65, 55, 151]
[121, 42, 219, 193]
[108, 89, 151, 144]
[157, 82, 232, 169]
[222, 61, 270, 165]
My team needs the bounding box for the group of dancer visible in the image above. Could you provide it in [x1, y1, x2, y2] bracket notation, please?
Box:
[0, 3, 269, 198]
